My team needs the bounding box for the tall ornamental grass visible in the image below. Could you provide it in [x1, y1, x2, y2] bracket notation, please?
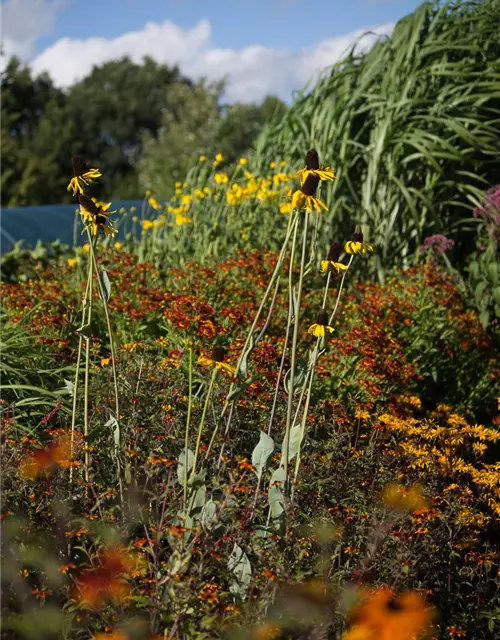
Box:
[253, 0, 500, 281]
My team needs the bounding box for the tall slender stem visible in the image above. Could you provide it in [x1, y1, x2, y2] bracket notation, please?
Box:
[183, 347, 193, 512]
[191, 368, 217, 480]
[283, 212, 309, 498]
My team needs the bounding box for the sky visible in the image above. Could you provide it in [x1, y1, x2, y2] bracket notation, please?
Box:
[1, 0, 425, 103]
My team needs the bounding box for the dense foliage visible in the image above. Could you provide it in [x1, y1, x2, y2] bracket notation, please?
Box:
[2, 1, 500, 638]
[0, 56, 285, 207]
[252, 0, 500, 282]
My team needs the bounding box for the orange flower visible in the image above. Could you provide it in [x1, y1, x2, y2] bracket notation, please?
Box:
[20, 436, 74, 479]
[74, 546, 137, 607]
[252, 623, 282, 640]
[342, 587, 435, 640]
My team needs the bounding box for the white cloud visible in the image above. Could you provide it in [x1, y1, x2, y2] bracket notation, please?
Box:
[29, 18, 394, 103]
[1, 0, 66, 60]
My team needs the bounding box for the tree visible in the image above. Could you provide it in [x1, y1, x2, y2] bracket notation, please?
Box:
[139, 79, 224, 198]
[139, 87, 287, 197]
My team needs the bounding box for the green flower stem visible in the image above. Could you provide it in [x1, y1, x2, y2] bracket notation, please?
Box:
[267, 295, 294, 436]
[83, 238, 94, 486]
[221, 210, 299, 418]
[86, 230, 124, 513]
[191, 368, 218, 480]
[183, 347, 193, 513]
[69, 275, 91, 485]
[291, 339, 320, 501]
[329, 256, 354, 325]
[283, 211, 309, 498]
[87, 233, 120, 424]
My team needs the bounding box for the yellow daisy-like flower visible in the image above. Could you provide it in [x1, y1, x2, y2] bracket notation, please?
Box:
[321, 260, 348, 274]
[79, 195, 117, 237]
[321, 241, 348, 274]
[148, 196, 162, 211]
[215, 172, 229, 184]
[291, 174, 327, 213]
[198, 346, 235, 376]
[280, 202, 292, 215]
[239, 158, 248, 166]
[308, 309, 334, 338]
[297, 149, 336, 186]
[199, 155, 207, 162]
[345, 227, 373, 254]
[214, 153, 224, 166]
[67, 155, 102, 196]
[175, 213, 191, 226]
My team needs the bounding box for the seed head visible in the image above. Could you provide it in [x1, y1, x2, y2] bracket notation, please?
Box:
[305, 149, 320, 170]
[301, 173, 320, 197]
[316, 309, 329, 326]
[72, 155, 91, 177]
[211, 346, 226, 363]
[327, 241, 342, 262]
[79, 195, 99, 215]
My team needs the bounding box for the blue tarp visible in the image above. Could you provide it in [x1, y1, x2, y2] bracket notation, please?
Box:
[1, 201, 145, 255]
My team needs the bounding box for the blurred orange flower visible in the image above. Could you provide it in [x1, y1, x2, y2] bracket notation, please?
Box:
[20, 436, 76, 479]
[74, 546, 138, 607]
[342, 587, 435, 640]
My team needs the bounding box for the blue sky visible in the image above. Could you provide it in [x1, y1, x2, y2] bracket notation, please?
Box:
[2, 0, 424, 102]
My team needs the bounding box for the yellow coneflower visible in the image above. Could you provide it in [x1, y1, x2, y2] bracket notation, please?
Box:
[197, 346, 235, 376]
[291, 173, 327, 213]
[297, 149, 336, 186]
[148, 196, 162, 211]
[79, 195, 117, 237]
[321, 241, 348, 274]
[67, 156, 102, 196]
[345, 226, 373, 254]
[214, 153, 224, 167]
[308, 309, 334, 338]
[215, 172, 229, 184]
[175, 213, 191, 226]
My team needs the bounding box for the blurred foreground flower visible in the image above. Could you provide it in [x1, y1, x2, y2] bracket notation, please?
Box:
[67, 155, 102, 196]
[20, 435, 77, 479]
[383, 483, 428, 512]
[342, 587, 435, 640]
[74, 545, 140, 607]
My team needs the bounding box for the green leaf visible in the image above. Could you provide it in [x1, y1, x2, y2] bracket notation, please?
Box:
[268, 466, 286, 519]
[283, 358, 308, 396]
[63, 378, 74, 397]
[100, 268, 111, 302]
[228, 543, 252, 599]
[200, 499, 217, 527]
[251, 430, 274, 480]
[282, 423, 302, 463]
[105, 416, 120, 448]
[177, 448, 195, 485]
[479, 310, 490, 329]
[488, 261, 499, 286]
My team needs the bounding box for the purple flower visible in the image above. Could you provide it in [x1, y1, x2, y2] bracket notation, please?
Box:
[419, 234, 455, 255]
[473, 185, 500, 245]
